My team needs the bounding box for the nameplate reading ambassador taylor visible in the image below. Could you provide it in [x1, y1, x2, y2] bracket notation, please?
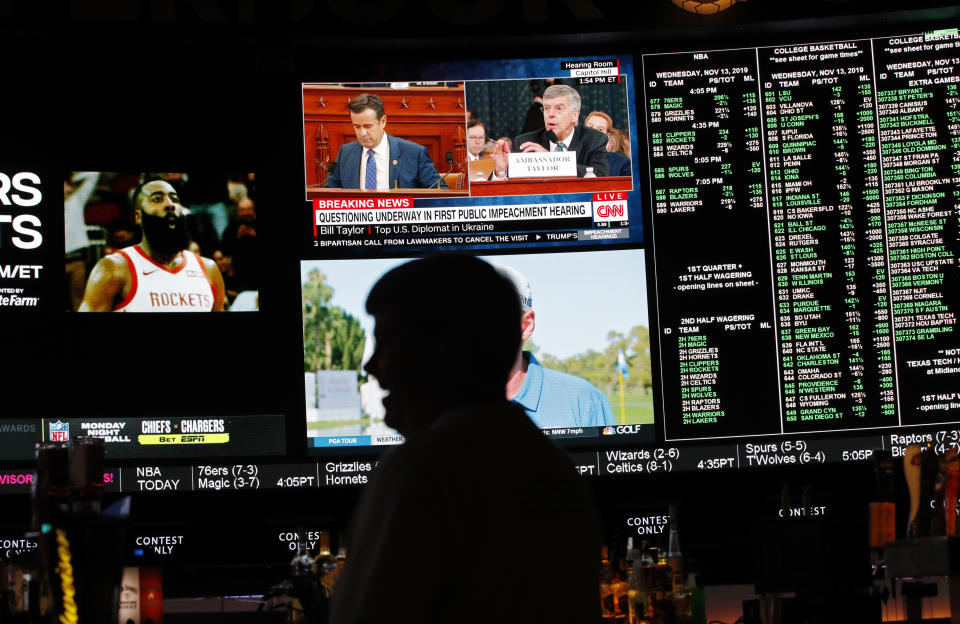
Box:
[507, 152, 578, 178]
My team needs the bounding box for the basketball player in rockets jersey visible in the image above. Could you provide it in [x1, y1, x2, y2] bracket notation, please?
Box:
[79, 179, 226, 312]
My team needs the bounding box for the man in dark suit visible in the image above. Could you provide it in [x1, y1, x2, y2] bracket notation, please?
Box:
[325, 94, 445, 190]
[492, 84, 609, 178]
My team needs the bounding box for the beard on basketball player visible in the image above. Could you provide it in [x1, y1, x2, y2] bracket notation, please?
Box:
[139, 211, 192, 257]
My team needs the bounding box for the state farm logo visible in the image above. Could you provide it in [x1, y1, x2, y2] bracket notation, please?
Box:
[592, 191, 628, 223]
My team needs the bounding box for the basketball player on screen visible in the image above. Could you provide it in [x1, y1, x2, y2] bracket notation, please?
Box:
[78, 178, 226, 312]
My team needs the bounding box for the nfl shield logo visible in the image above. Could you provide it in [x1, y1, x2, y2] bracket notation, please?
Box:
[50, 420, 69, 442]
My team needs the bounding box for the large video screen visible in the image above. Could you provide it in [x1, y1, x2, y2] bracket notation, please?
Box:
[1, 157, 275, 469]
[65, 171, 260, 313]
[644, 28, 960, 448]
[301, 249, 653, 451]
[302, 54, 642, 254]
[5, 21, 960, 497]
[299, 53, 653, 453]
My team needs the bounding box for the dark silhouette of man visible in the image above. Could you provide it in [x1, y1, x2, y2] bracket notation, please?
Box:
[330, 254, 601, 624]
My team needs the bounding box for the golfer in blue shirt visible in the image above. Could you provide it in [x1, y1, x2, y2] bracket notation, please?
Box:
[497, 265, 615, 429]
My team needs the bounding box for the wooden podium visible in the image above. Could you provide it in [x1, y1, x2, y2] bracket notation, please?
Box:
[467, 176, 633, 196]
[306, 177, 630, 200]
[303, 85, 468, 188]
[307, 187, 468, 200]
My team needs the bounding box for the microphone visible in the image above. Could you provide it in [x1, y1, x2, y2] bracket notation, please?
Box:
[320, 161, 337, 187]
[439, 151, 455, 189]
[545, 130, 558, 146]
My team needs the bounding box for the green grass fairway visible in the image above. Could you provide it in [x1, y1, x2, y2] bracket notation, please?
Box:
[605, 388, 655, 425]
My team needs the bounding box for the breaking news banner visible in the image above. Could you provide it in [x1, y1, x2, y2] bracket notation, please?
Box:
[309, 192, 630, 252]
[301, 249, 654, 453]
[302, 54, 642, 257]
[0, 170, 47, 312]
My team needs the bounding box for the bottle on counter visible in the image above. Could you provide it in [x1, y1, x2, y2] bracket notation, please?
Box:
[69, 436, 105, 513]
[600, 546, 616, 621]
[666, 505, 693, 621]
[655, 544, 670, 599]
[613, 558, 630, 622]
[626, 540, 652, 623]
[633, 542, 655, 623]
[667, 506, 684, 597]
[291, 545, 314, 577]
[32, 442, 69, 532]
[313, 531, 334, 576]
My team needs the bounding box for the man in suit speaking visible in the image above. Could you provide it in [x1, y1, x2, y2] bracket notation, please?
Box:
[492, 84, 609, 179]
[325, 94, 445, 190]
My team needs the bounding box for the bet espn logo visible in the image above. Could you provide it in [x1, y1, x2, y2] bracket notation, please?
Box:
[592, 192, 627, 223]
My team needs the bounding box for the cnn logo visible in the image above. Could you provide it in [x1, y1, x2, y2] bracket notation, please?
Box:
[593, 201, 626, 221]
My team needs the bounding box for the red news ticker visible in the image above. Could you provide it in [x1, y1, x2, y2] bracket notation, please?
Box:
[314, 197, 414, 210]
[593, 191, 627, 202]
[313, 196, 414, 236]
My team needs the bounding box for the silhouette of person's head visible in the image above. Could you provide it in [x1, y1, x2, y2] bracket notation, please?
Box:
[364, 254, 521, 437]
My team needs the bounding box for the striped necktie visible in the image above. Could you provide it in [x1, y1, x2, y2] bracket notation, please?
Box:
[556, 141, 566, 152]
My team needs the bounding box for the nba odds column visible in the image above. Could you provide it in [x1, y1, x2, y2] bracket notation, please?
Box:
[645, 31, 960, 441]
[644, 31, 960, 439]
[645, 47, 783, 441]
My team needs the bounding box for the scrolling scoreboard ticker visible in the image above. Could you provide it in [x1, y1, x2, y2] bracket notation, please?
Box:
[0, 427, 953, 493]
